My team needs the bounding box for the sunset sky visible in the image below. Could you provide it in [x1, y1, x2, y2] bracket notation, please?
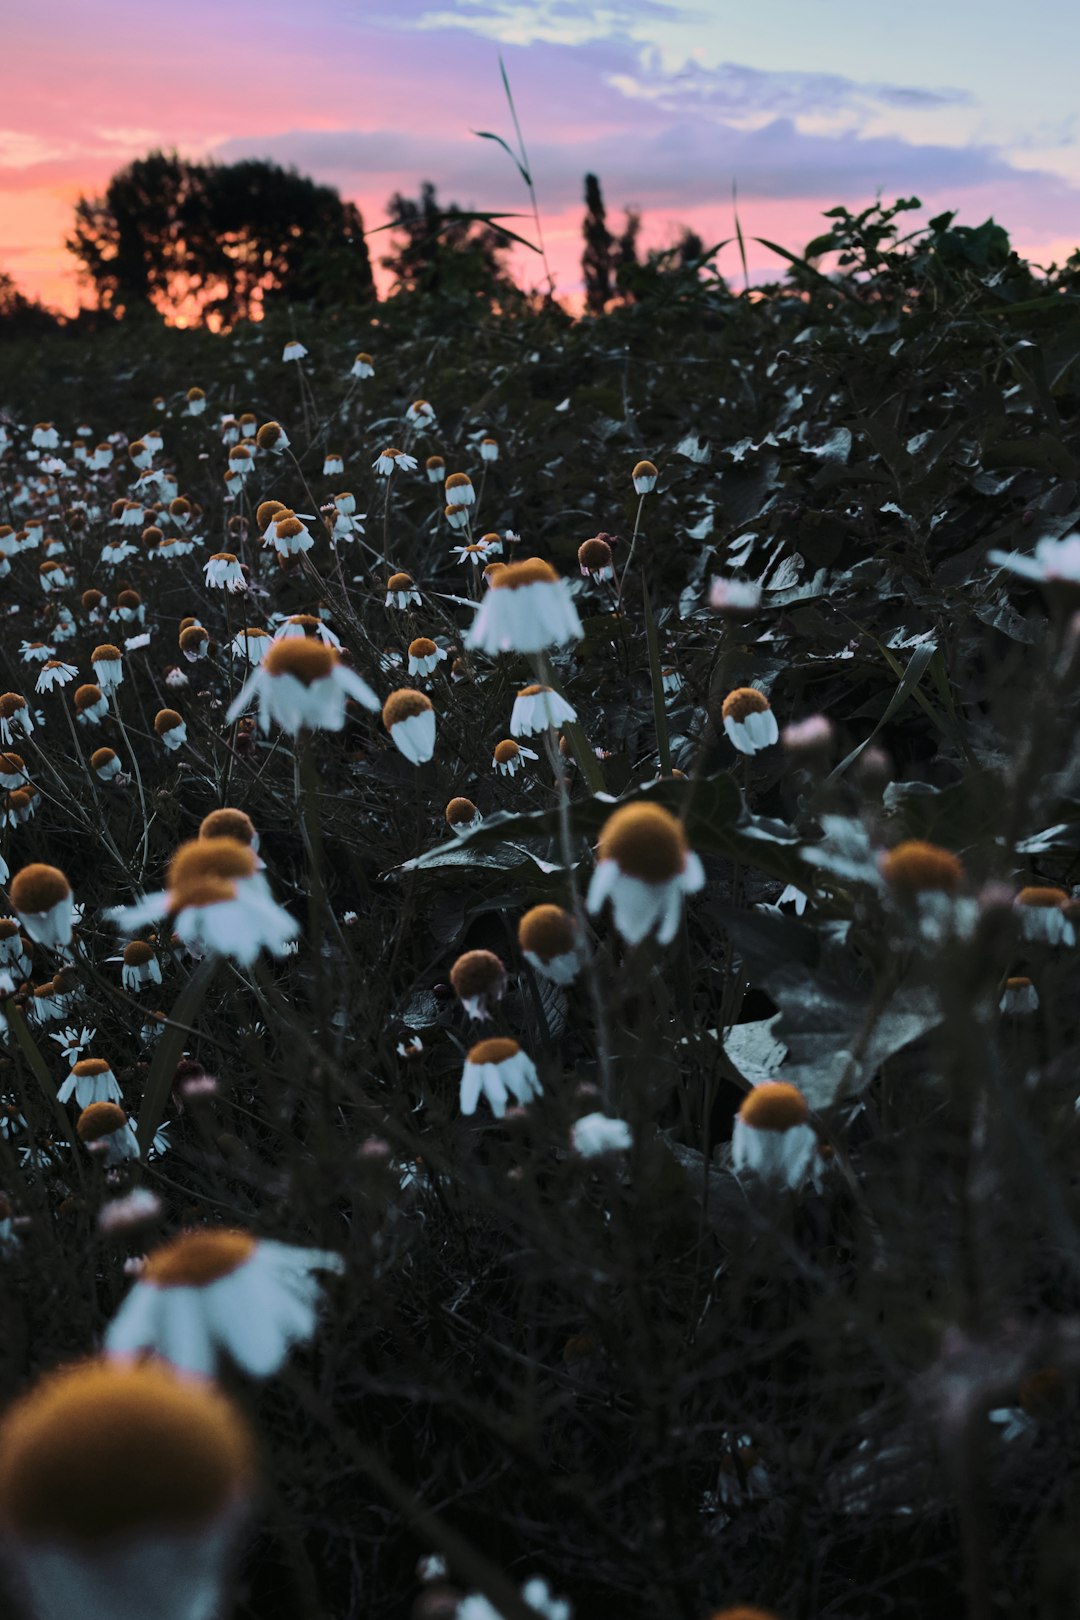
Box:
[4, 0, 1080, 312]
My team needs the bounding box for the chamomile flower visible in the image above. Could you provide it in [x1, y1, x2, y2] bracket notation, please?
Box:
[58, 1058, 121, 1108]
[587, 803, 705, 946]
[721, 688, 779, 754]
[121, 940, 162, 990]
[444, 504, 470, 533]
[111, 839, 298, 967]
[274, 613, 341, 648]
[445, 472, 475, 508]
[406, 399, 436, 428]
[1000, 975, 1039, 1014]
[77, 1101, 140, 1165]
[407, 637, 447, 678]
[322, 452, 344, 477]
[425, 454, 445, 484]
[351, 351, 374, 378]
[518, 904, 583, 985]
[578, 536, 614, 580]
[372, 447, 418, 477]
[632, 459, 658, 494]
[572, 1113, 632, 1156]
[104, 1228, 344, 1377]
[385, 572, 421, 610]
[382, 689, 436, 764]
[232, 626, 271, 665]
[11, 863, 75, 948]
[35, 660, 78, 694]
[185, 385, 207, 415]
[732, 1082, 818, 1191]
[452, 541, 489, 567]
[1015, 885, 1075, 945]
[203, 552, 245, 592]
[282, 339, 308, 362]
[227, 640, 378, 735]
[479, 436, 499, 463]
[0, 751, 28, 788]
[446, 797, 483, 835]
[460, 1037, 541, 1119]
[465, 559, 583, 655]
[0, 1358, 255, 1620]
[90, 746, 122, 782]
[510, 684, 577, 737]
[0, 692, 33, 743]
[153, 709, 187, 752]
[450, 950, 507, 1019]
[199, 807, 258, 851]
[31, 423, 59, 449]
[254, 420, 289, 455]
[74, 684, 108, 725]
[493, 738, 537, 777]
[91, 643, 123, 690]
[20, 641, 54, 665]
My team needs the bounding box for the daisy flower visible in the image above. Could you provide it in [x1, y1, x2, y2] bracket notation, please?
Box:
[1000, 975, 1039, 1014]
[0, 1358, 254, 1620]
[322, 452, 344, 477]
[232, 627, 271, 665]
[104, 1227, 344, 1377]
[90, 746, 122, 782]
[282, 339, 308, 362]
[110, 839, 298, 967]
[382, 689, 436, 764]
[445, 472, 475, 508]
[493, 738, 537, 777]
[510, 684, 577, 737]
[449, 950, 506, 1019]
[460, 1037, 541, 1118]
[572, 1113, 632, 1156]
[578, 536, 614, 580]
[632, 458, 658, 494]
[351, 351, 374, 379]
[732, 1082, 818, 1190]
[91, 643, 123, 690]
[227, 640, 378, 735]
[989, 532, 1080, 588]
[185, 385, 206, 415]
[31, 423, 58, 449]
[425, 454, 445, 484]
[58, 1057, 121, 1108]
[518, 904, 583, 985]
[385, 571, 421, 610]
[721, 688, 779, 755]
[10, 863, 75, 948]
[479, 436, 499, 463]
[1015, 885, 1075, 945]
[0, 693, 33, 744]
[445, 797, 483, 835]
[255, 420, 289, 455]
[407, 637, 447, 678]
[587, 803, 705, 946]
[77, 1101, 140, 1165]
[444, 504, 469, 533]
[74, 684, 108, 726]
[405, 399, 436, 428]
[0, 751, 28, 788]
[121, 940, 162, 990]
[35, 660, 78, 694]
[465, 559, 583, 655]
[274, 614, 341, 647]
[203, 552, 245, 592]
[154, 709, 187, 752]
[372, 447, 418, 477]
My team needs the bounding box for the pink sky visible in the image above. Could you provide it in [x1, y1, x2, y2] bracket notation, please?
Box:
[4, 0, 1079, 314]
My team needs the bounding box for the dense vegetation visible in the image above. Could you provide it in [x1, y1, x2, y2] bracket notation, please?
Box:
[1, 198, 1080, 1620]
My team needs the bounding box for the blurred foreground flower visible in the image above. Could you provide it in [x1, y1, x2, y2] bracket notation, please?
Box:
[460, 1038, 541, 1118]
[227, 640, 378, 735]
[989, 532, 1080, 589]
[518, 905, 582, 985]
[587, 803, 704, 946]
[0, 1358, 254, 1620]
[465, 559, 583, 655]
[104, 1228, 344, 1377]
[571, 1113, 632, 1156]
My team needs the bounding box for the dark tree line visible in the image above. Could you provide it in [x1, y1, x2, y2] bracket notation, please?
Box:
[3, 153, 716, 333]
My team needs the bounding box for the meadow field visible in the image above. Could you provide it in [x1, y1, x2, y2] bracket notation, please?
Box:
[1, 202, 1080, 1620]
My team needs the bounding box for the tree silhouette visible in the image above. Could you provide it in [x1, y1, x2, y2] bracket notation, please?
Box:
[581, 173, 614, 315]
[380, 181, 519, 310]
[68, 153, 375, 326]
